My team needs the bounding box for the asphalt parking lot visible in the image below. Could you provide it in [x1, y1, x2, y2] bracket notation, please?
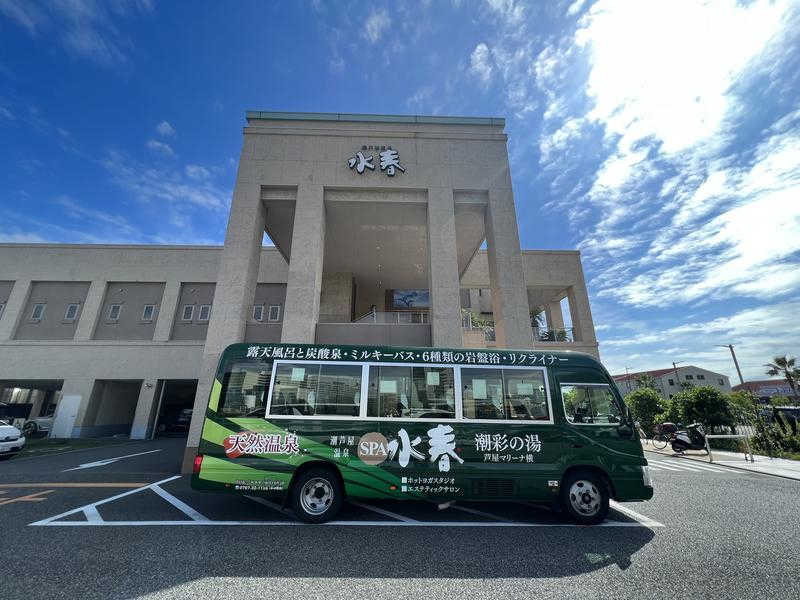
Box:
[1, 438, 798, 599]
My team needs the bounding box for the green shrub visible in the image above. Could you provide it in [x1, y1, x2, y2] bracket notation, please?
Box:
[624, 388, 664, 436]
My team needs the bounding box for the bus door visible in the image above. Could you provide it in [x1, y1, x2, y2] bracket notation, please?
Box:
[365, 364, 462, 498]
[555, 368, 637, 458]
[458, 366, 562, 501]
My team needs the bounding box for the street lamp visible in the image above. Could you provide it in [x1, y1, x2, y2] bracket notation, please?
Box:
[716, 344, 744, 385]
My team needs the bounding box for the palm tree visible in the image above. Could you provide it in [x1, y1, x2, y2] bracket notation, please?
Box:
[764, 355, 800, 404]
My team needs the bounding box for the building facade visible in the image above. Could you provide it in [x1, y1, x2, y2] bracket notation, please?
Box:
[0, 111, 598, 471]
[732, 380, 797, 403]
[613, 365, 732, 401]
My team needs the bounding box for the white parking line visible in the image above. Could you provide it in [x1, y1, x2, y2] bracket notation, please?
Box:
[29, 474, 664, 529]
[348, 500, 419, 523]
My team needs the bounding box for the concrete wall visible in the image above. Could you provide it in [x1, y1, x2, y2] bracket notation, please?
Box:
[77, 380, 141, 437]
[316, 323, 431, 347]
[319, 272, 353, 322]
[94, 282, 165, 340]
[170, 283, 216, 341]
[244, 283, 286, 342]
[15, 281, 90, 340]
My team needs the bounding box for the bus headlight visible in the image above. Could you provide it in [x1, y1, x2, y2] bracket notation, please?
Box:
[641, 465, 652, 487]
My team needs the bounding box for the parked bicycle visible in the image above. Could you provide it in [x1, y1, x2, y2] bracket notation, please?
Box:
[651, 422, 679, 450]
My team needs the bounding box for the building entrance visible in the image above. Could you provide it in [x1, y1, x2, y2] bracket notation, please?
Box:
[153, 380, 198, 438]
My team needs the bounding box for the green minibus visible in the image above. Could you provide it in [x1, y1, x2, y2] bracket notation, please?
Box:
[192, 342, 653, 525]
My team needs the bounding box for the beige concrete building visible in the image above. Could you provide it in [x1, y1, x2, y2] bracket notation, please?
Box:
[613, 365, 732, 401]
[0, 111, 597, 471]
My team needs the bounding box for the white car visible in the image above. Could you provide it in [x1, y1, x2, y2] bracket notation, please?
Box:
[0, 420, 26, 459]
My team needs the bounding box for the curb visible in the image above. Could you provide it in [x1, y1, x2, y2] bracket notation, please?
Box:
[643, 448, 800, 482]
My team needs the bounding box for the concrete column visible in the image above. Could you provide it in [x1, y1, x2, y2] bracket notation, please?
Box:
[130, 380, 159, 439]
[184, 182, 266, 471]
[468, 289, 481, 315]
[28, 390, 45, 419]
[61, 378, 98, 438]
[74, 280, 106, 341]
[0, 279, 31, 340]
[281, 184, 325, 343]
[154, 280, 181, 341]
[427, 188, 463, 347]
[485, 187, 532, 348]
[546, 301, 565, 331]
[567, 284, 597, 344]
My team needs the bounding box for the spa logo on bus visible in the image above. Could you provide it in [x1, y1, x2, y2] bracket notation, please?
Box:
[223, 431, 300, 458]
[357, 432, 390, 465]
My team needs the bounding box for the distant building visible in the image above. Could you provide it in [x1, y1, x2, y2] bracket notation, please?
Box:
[732, 380, 796, 403]
[612, 365, 732, 400]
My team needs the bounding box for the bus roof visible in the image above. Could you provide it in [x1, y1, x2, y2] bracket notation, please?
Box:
[221, 341, 604, 371]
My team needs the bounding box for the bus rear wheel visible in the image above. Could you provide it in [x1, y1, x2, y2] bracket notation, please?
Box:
[560, 470, 609, 525]
[290, 467, 343, 524]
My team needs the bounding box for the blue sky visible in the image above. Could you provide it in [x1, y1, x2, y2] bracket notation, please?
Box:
[1, 0, 799, 382]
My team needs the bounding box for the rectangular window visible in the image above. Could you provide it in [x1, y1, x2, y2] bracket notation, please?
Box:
[31, 303, 46, 320]
[561, 383, 623, 425]
[64, 303, 79, 321]
[697, 374, 705, 380]
[108, 304, 121, 321]
[198, 304, 211, 321]
[668, 378, 675, 386]
[218, 361, 271, 417]
[269, 362, 361, 417]
[181, 305, 194, 321]
[141, 304, 155, 321]
[367, 365, 455, 419]
[462, 367, 549, 421]
[268, 305, 281, 322]
[0, 302, 4, 320]
[718, 378, 724, 385]
[252, 304, 264, 321]
[685, 374, 693, 380]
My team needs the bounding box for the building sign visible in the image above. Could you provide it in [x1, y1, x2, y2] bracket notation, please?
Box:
[347, 145, 406, 176]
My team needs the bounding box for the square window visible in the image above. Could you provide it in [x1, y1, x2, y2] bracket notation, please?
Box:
[142, 304, 156, 321]
[668, 378, 674, 386]
[252, 304, 264, 321]
[561, 383, 622, 425]
[31, 303, 46, 320]
[718, 378, 724, 385]
[198, 304, 211, 321]
[181, 305, 194, 321]
[64, 303, 79, 321]
[108, 304, 121, 321]
[685, 374, 693, 380]
[697, 374, 705, 380]
[268, 305, 281, 322]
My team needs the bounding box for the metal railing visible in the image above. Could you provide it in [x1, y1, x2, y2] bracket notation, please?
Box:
[352, 310, 429, 324]
[532, 326, 574, 342]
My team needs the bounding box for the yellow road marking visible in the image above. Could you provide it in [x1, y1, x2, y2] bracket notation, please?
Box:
[0, 483, 148, 489]
[0, 490, 54, 506]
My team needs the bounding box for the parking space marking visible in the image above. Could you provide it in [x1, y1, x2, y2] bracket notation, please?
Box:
[29, 475, 664, 528]
[62, 449, 163, 472]
[347, 500, 419, 523]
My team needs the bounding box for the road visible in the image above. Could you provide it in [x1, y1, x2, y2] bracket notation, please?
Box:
[1, 438, 797, 599]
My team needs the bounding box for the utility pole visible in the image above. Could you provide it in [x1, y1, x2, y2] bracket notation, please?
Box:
[717, 344, 745, 385]
[672, 361, 682, 386]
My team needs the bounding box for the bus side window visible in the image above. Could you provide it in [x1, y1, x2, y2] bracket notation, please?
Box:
[268, 362, 361, 417]
[367, 365, 455, 419]
[561, 384, 621, 425]
[217, 362, 270, 417]
[461, 367, 550, 421]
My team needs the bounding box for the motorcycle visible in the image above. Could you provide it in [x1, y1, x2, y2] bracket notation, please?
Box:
[671, 423, 708, 453]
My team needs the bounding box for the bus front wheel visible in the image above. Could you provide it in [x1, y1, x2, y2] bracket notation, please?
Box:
[289, 467, 343, 524]
[560, 470, 610, 525]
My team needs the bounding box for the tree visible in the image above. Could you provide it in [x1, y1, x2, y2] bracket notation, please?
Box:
[624, 388, 664, 435]
[769, 395, 791, 408]
[634, 374, 658, 390]
[682, 386, 734, 430]
[764, 355, 800, 404]
[728, 390, 758, 424]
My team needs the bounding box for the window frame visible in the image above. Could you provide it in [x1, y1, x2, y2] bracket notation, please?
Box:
[252, 304, 264, 322]
[0, 302, 4, 320]
[558, 381, 626, 427]
[31, 303, 46, 321]
[141, 304, 156, 322]
[262, 360, 554, 425]
[107, 304, 122, 321]
[267, 305, 281, 322]
[198, 304, 212, 322]
[181, 304, 194, 322]
[63, 303, 80, 322]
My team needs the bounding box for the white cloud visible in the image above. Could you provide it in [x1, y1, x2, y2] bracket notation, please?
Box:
[55, 195, 141, 238]
[156, 120, 175, 137]
[469, 43, 494, 86]
[185, 164, 211, 180]
[566, 0, 586, 17]
[146, 139, 174, 156]
[0, 230, 48, 243]
[363, 9, 390, 44]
